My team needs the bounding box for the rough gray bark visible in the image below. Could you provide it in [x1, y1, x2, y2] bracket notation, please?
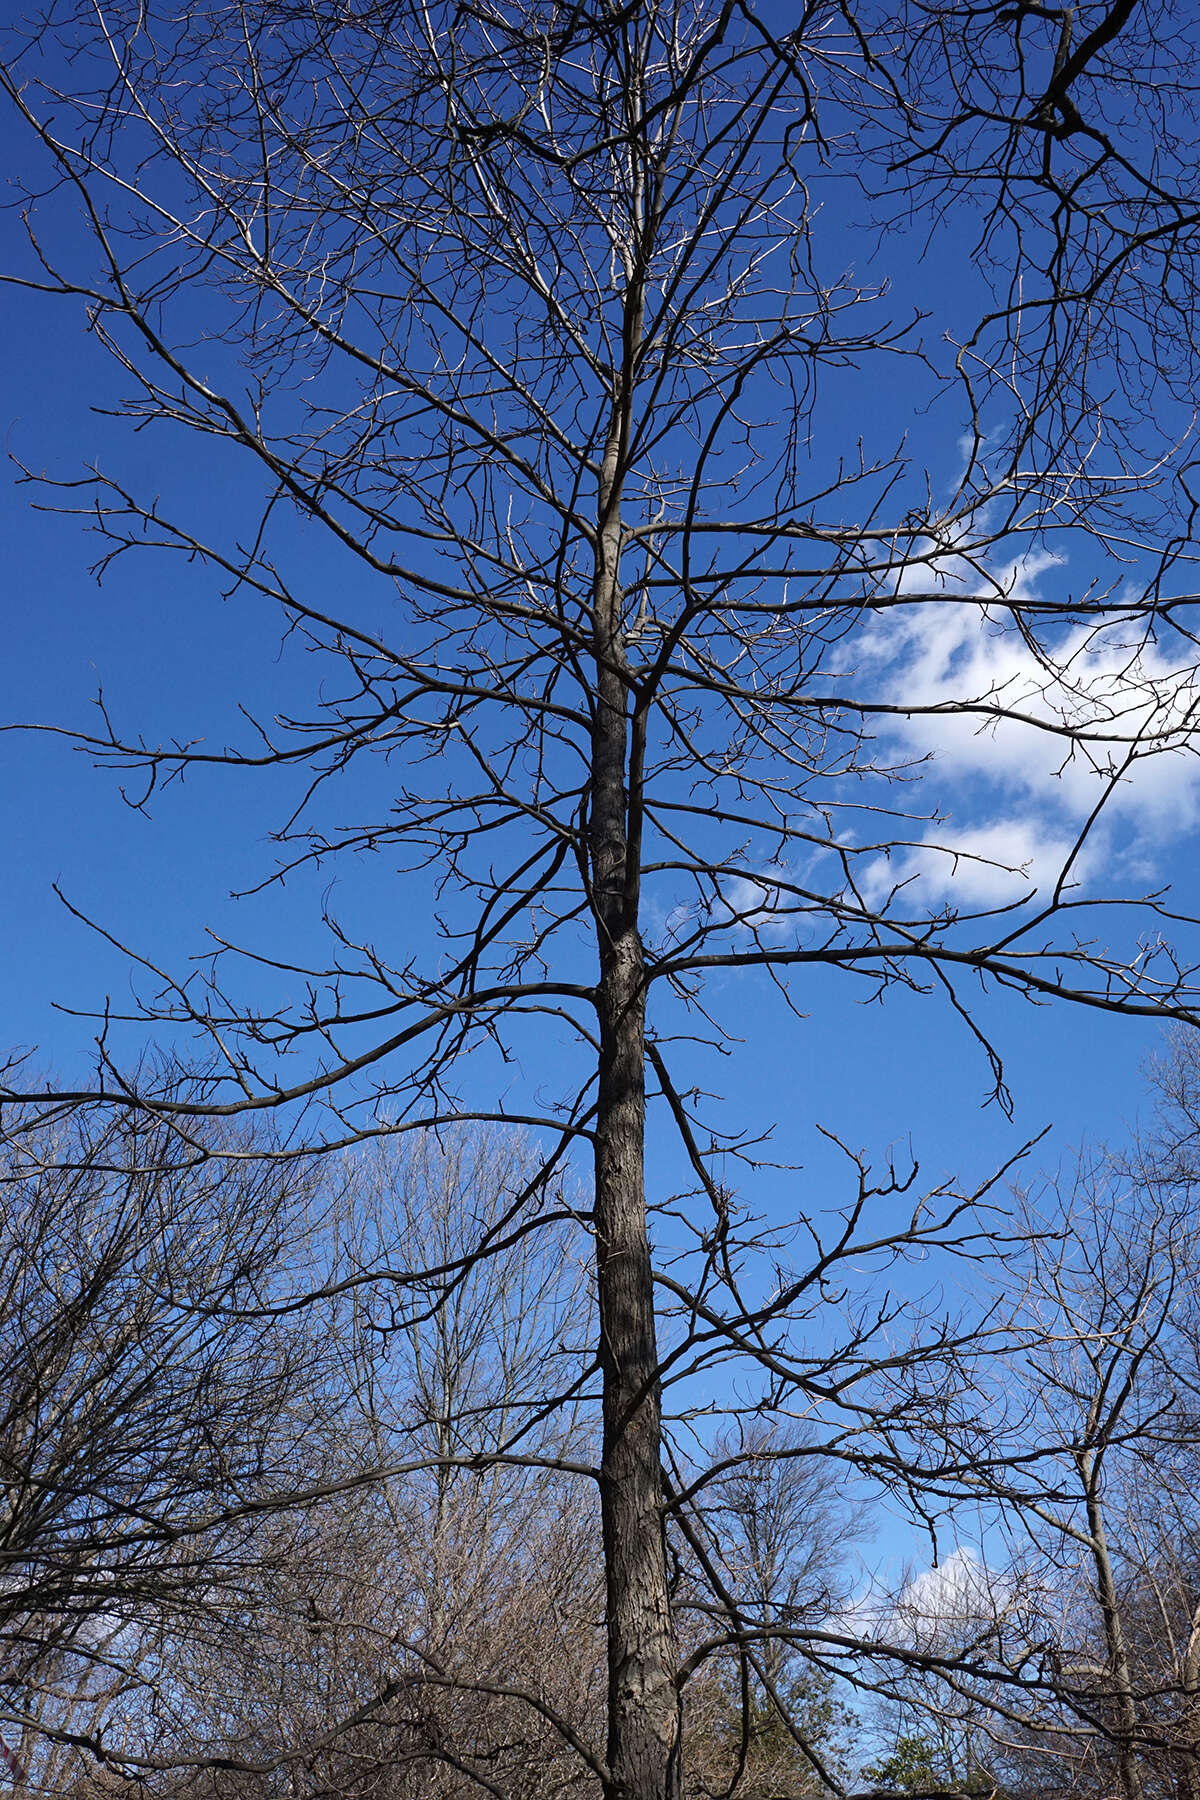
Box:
[590, 237, 680, 1794]
[1079, 1450, 1146, 1800]
[594, 927, 680, 1800]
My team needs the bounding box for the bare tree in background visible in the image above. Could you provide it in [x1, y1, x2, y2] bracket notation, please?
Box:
[6, 2, 1200, 1796]
[1, 1118, 599, 1800]
[320, 1129, 604, 1798]
[0, 1096, 327, 1794]
[874, 1047, 1200, 1800]
[679, 1424, 865, 1800]
[999, 1051, 1200, 1800]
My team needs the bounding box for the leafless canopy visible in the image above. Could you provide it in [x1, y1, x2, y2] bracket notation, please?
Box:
[6, 2, 1200, 1797]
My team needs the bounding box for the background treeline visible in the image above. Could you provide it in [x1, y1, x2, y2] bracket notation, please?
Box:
[6, 1048, 1200, 1800]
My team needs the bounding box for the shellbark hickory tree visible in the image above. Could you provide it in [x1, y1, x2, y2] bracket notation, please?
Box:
[6, 2, 1200, 1798]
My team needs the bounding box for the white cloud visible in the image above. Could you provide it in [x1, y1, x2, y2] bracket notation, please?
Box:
[855, 548, 1200, 908]
[899, 1545, 994, 1616]
[883, 614, 1198, 812]
[834, 1545, 1027, 1653]
[894, 1546, 1011, 1651]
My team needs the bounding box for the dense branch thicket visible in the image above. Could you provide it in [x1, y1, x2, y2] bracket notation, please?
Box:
[9, 1087, 1200, 1800]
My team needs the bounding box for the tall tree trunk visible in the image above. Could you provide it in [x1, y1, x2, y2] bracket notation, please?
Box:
[1080, 1450, 1145, 1800]
[1176, 1607, 1200, 1800]
[590, 390, 680, 1800]
[594, 927, 680, 1800]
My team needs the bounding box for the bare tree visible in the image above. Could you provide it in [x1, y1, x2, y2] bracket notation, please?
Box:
[680, 1423, 865, 1800]
[97, 1128, 600, 1800]
[999, 1050, 1200, 1800]
[883, 1071, 1200, 1800]
[324, 1129, 604, 1799]
[6, 3, 1200, 1798]
[0, 1091, 330, 1794]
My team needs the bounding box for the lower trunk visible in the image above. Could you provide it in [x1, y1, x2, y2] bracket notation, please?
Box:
[594, 927, 681, 1800]
[1081, 1454, 1144, 1800]
[1177, 1630, 1200, 1800]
